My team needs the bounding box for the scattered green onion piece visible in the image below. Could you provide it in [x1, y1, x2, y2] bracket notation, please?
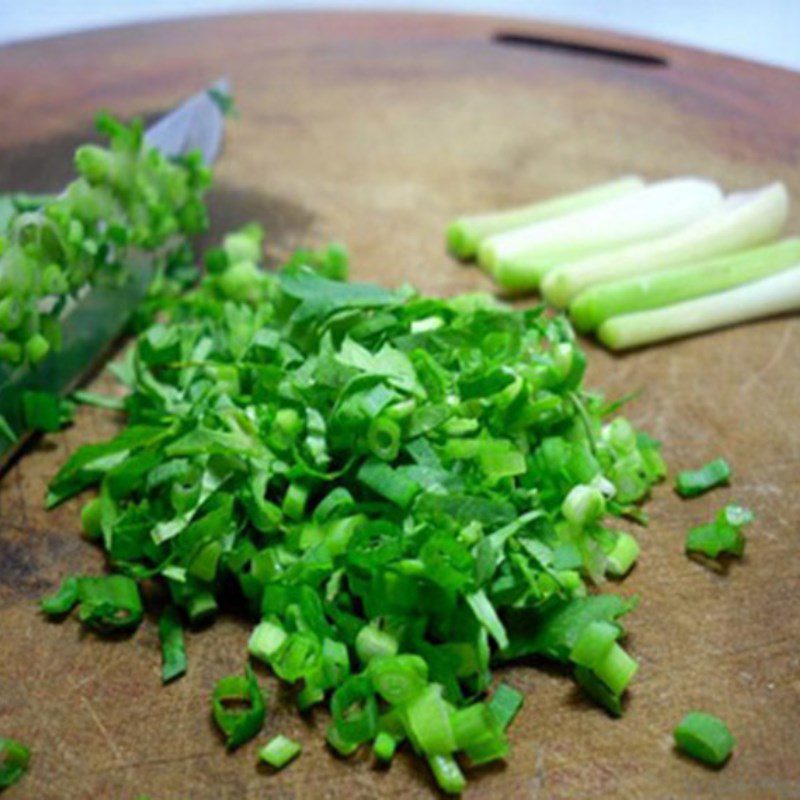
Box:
[675, 458, 731, 498]
[211, 666, 266, 749]
[80, 497, 103, 540]
[674, 712, 735, 766]
[606, 533, 640, 577]
[355, 624, 398, 664]
[330, 676, 379, 746]
[41, 575, 80, 617]
[488, 683, 524, 731]
[401, 684, 455, 756]
[158, 605, 187, 684]
[366, 415, 402, 461]
[248, 620, 288, 664]
[569, 621, 618, 670]
[77, 575, 143, 632]
[451, 703, 508, 765]
[686, 504, 753, 560]
[574, 666, 623, 717]
[0, 737, 30, 789]
[427, 754, 466, 796]
[367, 655, 429, 706]
[373, 731, 398, 763]
[258, 735, 302, 769]
[326, 725, 360, 757]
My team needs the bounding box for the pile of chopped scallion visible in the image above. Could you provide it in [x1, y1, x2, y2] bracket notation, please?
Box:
[20, 114, 754, 794]
[40, 218, 668, 793]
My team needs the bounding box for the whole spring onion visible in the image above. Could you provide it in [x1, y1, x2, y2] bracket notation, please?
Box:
[571, 237, 800, 333]
[598, 263, 800, 350]
[542, 182, 789, 308]
[478, 178, 724, 291]
[674, 712, 735, 767]
[446, 176, 644, 260]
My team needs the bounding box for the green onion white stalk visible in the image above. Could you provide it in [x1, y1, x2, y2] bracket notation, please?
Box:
[570, 237, 800, 332]
[479, 178, 724, 292]
[598, 263, 800, 350]
[542, 182, 789, 308]
[446, 176, 644, 260]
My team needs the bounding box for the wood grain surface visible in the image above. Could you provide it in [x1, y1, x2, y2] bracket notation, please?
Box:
[1, 12, 799, 800]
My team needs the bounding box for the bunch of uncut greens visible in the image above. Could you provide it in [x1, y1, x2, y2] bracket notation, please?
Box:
[0, 115, 210, 367]
[44, 224, 665, 793]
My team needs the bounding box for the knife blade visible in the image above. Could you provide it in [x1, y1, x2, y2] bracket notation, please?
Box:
[0, 80, 229, 473]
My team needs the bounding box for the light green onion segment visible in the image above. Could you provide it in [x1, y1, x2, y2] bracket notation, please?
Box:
[479, 178, 724, 291]
[571, 236, 800, 333]
[598, 263, 800, 350]
[447, 176, 644, 260]
[542, 182, 788, 308]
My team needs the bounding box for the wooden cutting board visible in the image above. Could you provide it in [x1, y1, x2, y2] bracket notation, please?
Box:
[1, 12, 799, 800]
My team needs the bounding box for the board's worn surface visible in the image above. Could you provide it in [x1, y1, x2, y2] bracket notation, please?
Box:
[1, 12, 799, 800]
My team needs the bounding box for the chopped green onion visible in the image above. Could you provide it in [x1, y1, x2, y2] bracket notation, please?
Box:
[675, 458, 731, 498]
[77, 575, 143, 632]
[41, 575, 80, 617]
[80, 497, 103, 540]
[355, 624, 398, 664]
[400, 684, 455, 756]
[248, 620, 288, 664]
[158, 605, 187, 684]
[373, 731, 398, 763]
[570, 621, 637, 702]
[258, 735, 302, 769]
[367, 655, 429, 706]
[451, 702, 508, 764]
[606, 533, 640, 577]
[569, 621, 618, 670]
[427, 754, 466, 795]
[330, 676, 379, 746]
[0, 737, 30, 789]
[366, 415, 402, 461]
[326, 725, 360, 757]
[686, 504, 753, 560]
[41, 220, 668, 790]
[488, 683, 524, 731]
[674, 712, 735, 766]
[447, 176, 644, 260]
[574, 665, 623, 717]
[211, 666, 266, 749]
